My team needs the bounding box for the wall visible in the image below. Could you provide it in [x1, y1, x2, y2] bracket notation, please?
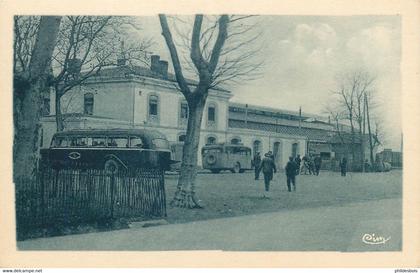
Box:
[131, 77, 231, 133]
[51, 81, 135, 123]
[227, 128, 306, 169]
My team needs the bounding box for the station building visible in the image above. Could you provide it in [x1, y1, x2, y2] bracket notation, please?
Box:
[41, 55, 367, 169]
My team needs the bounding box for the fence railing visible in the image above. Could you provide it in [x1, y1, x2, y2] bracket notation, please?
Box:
[15, 167, 166, 234]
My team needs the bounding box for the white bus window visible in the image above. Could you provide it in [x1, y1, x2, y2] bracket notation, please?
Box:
[107, 137, 128, 148]
[91, 137, 106, 147]
[152, 138, 169, 149]
[53, 137, 68, 147]
[130, 137, 143, 148]
[69, 137, 87, 147]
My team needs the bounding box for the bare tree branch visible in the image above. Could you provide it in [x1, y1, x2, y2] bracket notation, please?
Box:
[159, 14, 192, 100]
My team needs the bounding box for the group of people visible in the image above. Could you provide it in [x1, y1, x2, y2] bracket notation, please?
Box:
[252, 152, 340, 197]
[253, 152, 300, 195]
[295, 154, 322, 176]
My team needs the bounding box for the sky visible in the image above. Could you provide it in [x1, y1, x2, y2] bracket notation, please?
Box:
[132, 15, 402, 150]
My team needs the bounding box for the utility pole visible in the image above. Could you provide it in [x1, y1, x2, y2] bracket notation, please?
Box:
[365, 93, 375, 165]
[245, 104, 248, 125]
[298, 106, 302, 130]
[362, 94, 366, 171]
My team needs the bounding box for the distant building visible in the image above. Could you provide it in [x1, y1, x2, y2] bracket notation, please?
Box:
[40, 55, 373, 169]
[376, 149, 402, 168]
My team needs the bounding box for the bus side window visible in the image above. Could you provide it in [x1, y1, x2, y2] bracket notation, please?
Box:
[130, 136, 143, 148]
[107, 137, 128, 148]
[69, 137, 87, 147]
[53, 137, 68, 147]
[92, 137, 106, 147]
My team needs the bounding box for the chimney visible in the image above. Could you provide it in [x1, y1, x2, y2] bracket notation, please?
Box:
[150, 55, 160, 73]
[117, 40, 127, 66]
[159, 60, 168, 78]
[67, 58, 82, 76]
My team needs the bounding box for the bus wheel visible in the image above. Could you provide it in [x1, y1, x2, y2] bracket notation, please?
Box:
[210, 169, 221, 174]
[231, 162, 241, 173]
[104, 159, 119, 174]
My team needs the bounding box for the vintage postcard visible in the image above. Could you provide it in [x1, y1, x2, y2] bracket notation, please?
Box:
[0, 0, 419, 269]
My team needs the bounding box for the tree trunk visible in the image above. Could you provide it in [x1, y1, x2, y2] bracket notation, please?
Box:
[13, 16, 62, 184]
[55, 89, 64, 131]
[171, 95, 206, 208]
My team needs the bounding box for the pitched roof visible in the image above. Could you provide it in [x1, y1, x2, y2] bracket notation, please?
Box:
[228, 119, 335, 142]
[89, 65, 230, 93]
[228, 108, 336, 131]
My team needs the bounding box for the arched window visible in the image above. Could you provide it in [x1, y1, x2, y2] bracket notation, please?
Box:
[273, 141, 281, 159]
[230, 137, 241, 145]
[42, 97, 50, 116]
[148, 94, 159, 122]
[253, 140, 262, 156]
[180, 100, 188, 120]
[178, 134, 186, 142]
[207, 103, 216, 127]
[292, 143, 299, 158]
[84, 93, 94, 115]
[179, 100, 189, 127]
[206, 136, 217, 145]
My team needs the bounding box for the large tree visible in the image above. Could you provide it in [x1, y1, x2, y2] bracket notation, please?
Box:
[14, 16, 152, 131]
[13, 16, 62, 183]
[327, 70, 380, 171]
[159, 15, 262, 208]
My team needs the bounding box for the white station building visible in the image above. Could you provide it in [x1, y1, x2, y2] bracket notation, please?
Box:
[41, 55, 346, 169]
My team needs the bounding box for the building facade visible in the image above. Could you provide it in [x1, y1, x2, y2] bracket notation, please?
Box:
[41, 55, 369, 169]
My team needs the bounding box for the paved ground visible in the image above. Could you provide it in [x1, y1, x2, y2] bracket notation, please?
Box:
[18, 197, 401, 251]
[17, 170, 402, 251]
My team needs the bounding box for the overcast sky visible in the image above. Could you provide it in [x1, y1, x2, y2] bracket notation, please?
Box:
[134, 15, 401, 150]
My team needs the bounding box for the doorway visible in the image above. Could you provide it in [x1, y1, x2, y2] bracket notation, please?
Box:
[273, 141, 282, 168]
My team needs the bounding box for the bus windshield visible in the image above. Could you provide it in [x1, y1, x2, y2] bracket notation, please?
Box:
[202, 147, 223, 155]
[225, 146, 251, 155]
[152, 138, 169, 149]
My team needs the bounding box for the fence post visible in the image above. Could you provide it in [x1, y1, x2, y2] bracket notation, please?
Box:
[160, 168, 167, 217]
[110, 172, 115, 218]
[39, 168, 45, 227]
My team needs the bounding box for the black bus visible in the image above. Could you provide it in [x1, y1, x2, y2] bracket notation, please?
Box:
[40, 129, 173, 172]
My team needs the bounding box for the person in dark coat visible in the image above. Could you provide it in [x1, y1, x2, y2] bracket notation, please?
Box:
[258, 153, 277, 195]
[268, 151, 275, 160]
[295, 154, 301, 175]
[308, 155, 315, 175]
[300, 155, 308, 174]
[285, 156, 299, 192]
[253, 152, 262, 180]
[340, 157, 347, 176]
[314, 155, 322, 176]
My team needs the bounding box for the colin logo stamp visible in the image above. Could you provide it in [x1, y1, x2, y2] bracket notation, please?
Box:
[362, 233, 391, 245]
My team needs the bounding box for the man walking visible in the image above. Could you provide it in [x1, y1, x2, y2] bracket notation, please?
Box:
[285, 156, 299, 192]
[340, 157, 347, 177]
[301, 155, 308, 175]
[314, 155, 322, 176]
[308, 155, 315, 175]
[253, 152, 262, 180]
[295, 154, 301, 175]
[258, 153, 277, 197]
